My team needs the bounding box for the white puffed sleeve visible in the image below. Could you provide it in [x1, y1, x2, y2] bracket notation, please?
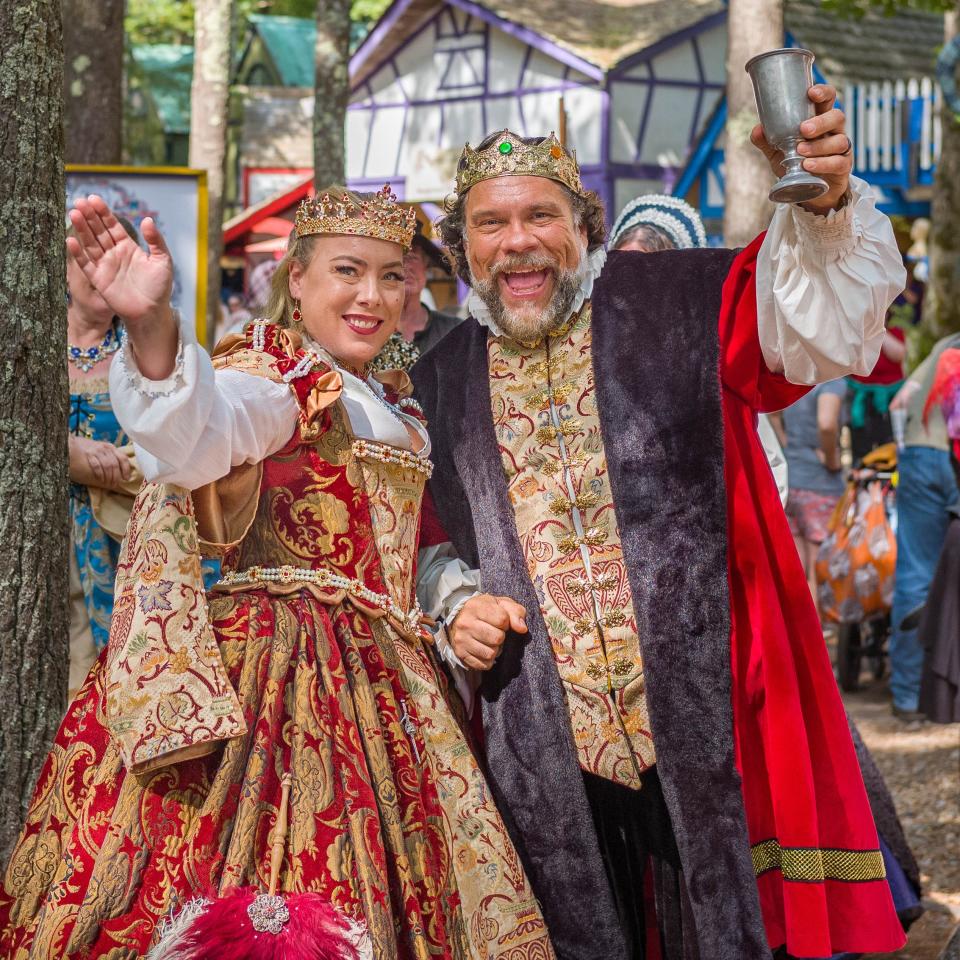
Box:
[756, 175, 907, 384]
[416, 544, 480, 621]
[109, 317, 299, 489]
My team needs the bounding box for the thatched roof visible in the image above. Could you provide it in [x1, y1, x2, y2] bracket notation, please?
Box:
[481, 0, 723, 71]
[786, 0, 943, 84]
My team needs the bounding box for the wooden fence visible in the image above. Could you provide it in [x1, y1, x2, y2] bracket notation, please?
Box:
[844, 77, 940, 187]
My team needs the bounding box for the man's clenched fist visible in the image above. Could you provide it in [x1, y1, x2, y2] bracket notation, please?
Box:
[449, 594, 528, 670]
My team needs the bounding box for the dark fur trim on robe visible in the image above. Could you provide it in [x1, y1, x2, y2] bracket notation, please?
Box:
[412, 250, 769, 959]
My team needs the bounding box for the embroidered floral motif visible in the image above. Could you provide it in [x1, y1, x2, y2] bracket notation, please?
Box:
[136, 579, 174, 613]
[105, 483, 247, 774]
[488, 305, 656, 787]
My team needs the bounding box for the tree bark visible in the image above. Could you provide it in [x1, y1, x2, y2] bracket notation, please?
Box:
[313, 0, 351, 188]
[925, 5, 960, 338]
[189, 0, 233, 347]
[0, 0, 69, 862]
[723, 0, 782, 247]
[62, 0, 123, 164]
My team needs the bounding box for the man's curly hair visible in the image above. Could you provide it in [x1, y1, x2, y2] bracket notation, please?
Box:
[436, 132, 607, 286]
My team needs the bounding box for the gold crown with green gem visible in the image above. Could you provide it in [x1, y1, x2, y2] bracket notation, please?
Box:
[454, 130, 585, 196]
[294, 184, 417, 248]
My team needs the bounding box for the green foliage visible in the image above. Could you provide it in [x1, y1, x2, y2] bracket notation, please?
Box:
[126, 0, 384, 46]
[126, 0, 195, 45]
[820, 0, 953, 18]
[239, 0, 315, 16]
[888, 304, 938, 375]
[350, 0, 392, 23]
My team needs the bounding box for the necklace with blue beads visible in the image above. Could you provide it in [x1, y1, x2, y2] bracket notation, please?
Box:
[68, 324, 120, 373]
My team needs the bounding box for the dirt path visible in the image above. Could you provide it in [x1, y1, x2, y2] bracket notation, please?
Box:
[844, 679, 960, 960]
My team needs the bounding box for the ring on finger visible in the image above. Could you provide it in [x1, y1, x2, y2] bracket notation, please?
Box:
[841, 135, 852, 157]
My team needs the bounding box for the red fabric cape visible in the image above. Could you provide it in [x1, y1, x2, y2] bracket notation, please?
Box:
[720, 237, 905, 956]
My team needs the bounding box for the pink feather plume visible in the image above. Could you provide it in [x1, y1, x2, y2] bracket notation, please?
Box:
[148, 888, 367, 960]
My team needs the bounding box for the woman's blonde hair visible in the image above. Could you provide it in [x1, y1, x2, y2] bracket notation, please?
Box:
[265, 184, 369, 327]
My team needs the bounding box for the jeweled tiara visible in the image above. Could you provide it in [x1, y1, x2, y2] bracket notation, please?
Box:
[294, 184, 417, 248]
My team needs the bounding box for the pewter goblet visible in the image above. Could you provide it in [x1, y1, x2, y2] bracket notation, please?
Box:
[745, 48, 829, 204]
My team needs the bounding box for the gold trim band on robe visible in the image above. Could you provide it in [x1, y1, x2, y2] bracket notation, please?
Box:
[751, 838, 886, 883]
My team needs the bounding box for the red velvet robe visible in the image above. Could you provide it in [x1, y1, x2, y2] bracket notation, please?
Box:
[720, 237, 905, 956]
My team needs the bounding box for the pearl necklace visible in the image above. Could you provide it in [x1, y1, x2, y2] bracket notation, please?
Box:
[68, 324, 120, 373]
[358, 373, 408, 428]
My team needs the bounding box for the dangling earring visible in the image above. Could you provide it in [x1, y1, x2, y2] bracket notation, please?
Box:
[291, 299, 302, 323]
[65, 287, 72, 305]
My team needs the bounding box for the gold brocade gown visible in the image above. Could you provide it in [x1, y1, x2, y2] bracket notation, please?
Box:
[0, 323, 554, 960]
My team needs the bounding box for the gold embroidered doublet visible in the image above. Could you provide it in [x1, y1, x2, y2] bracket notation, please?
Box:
[488, 304, 655, 788]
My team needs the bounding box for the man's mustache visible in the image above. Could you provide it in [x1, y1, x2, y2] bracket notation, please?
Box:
[489, 254, 559, 281]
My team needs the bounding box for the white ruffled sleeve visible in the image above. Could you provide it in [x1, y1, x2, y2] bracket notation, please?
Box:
[109, 316, 299, 489]
[416, 542, 482, 710]
[756, 175, 907, 384]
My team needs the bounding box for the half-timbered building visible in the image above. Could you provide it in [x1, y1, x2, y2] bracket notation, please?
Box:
[347, 0, 728, 216]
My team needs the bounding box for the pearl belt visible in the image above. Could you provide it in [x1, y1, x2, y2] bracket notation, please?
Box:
[215, 564, 424, 634]
[351, 439, 433, 477]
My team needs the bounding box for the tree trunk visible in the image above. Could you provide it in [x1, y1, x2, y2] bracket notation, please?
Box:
[313, 0, 351, 188]
[189, 0, 233, 347]
[62, 0, 123, 164]
[723, 0, 782, 247]
[925, 5, 960, 338]
[0, 0, 69, 863]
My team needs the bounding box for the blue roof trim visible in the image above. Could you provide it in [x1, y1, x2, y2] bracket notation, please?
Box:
[672, 96, 725, 199]
[674, 35, 840, 202]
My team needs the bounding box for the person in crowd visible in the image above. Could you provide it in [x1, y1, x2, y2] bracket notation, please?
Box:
[220, 291, 253, 338]
[847, 322, 906, 461]
[372, 222, 463, 373]
[888, 332, 960, 721]
[608, 193, 708, 252]
[413, 95, 909, 959]
[401, 222, 463, 351]
[0, 188, 553, 958]
[782, 380, 847, 608]
[65, 216, 140, 696]
[916, 344, 960, 723]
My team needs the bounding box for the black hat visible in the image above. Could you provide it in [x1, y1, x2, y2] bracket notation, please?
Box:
[410, 219, 452, 275]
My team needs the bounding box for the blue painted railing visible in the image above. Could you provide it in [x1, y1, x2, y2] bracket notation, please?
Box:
[679, 77, 939, 218]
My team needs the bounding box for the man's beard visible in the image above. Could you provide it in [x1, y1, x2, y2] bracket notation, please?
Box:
[471, 248, 586, 343]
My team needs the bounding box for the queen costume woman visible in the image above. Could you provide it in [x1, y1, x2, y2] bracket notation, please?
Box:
[0, 188, 554, 960]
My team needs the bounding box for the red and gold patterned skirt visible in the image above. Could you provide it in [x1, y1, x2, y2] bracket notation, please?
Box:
[0, 590, 553, 960]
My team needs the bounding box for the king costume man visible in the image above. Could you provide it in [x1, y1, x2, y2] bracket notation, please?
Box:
[412, 89, 909, 960]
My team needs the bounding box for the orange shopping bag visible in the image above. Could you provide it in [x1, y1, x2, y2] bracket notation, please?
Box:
[815, 481, 896, 624]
